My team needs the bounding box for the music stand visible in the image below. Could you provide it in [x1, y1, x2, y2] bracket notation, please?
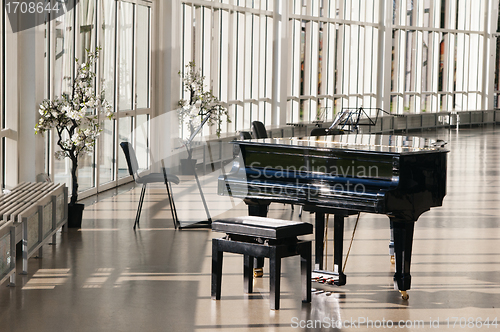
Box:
[176, 107, 217, 229]
[328, 107, 402, 133]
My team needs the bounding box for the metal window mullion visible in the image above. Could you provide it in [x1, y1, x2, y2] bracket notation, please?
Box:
[429, 1, 441, 112]
[466, 0, 472, 31]
[131, 3, 137, 150]
[212, 7, 222, 107]
[114, 0, 121, 182]
[379, 0, 390, 111]
[309, 20, 319, 121]
[269, 12, 276, 124]
[243, 11, 252, 128]
[344, 24, 353, 108]
[359, 24, 366, 107]
[399, 0, 406, 26]
[414, 29, 423, 113]
[258, 12, 266, 122]
[336, 22, 345, 111]
[324, 21, 336, 118]
[398, 29, 406, 113]
[201, 6, 211, 137]
[194, 6, 203, 75]
[236, 11, 245, 130]
[227, 8, 236, 131]
[0, 0, 4, 189]
[485, 0, 497, 109]
[468, 33, 479, 110]
[95, 0, 102, 190]
[362, 0, 373, 106]
[321, 0, 332, 106]
[244, 11, 252, 126]
[303, 20, 313, 121]
[290, 19, 301, 123]
[455, 33, 465, 110]
[251, 13, 261, 122]
[393, 0, 400, 25]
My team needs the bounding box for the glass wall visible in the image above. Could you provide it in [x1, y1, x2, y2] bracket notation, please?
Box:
[180, 0, 275, 136]
[98, 0, 116, 186]
[180, 0, 498, 136]
[51, 0, 75, 188]
[391, 0, 487, 114]
[1, 0, 3, 188]
[117, 1, 151, 179]
[288, 0, 380, 123]
[494, 0, 500, 108]
[46, 0, 153, 198]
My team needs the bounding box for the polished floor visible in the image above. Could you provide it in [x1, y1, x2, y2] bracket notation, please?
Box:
[1, 126, 500, 331]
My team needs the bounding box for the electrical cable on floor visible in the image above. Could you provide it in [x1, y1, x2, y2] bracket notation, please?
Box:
[342, 212, 361, 273]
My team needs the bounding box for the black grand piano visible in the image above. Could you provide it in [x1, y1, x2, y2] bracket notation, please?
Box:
[218, 134, 448, 299]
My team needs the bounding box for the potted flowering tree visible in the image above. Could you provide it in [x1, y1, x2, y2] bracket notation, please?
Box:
[35, 48, 112, 228]
[178, 61, 230, 138]
[178, 61, 229, 174]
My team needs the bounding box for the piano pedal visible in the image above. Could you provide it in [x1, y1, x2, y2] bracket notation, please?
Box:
[390, 255, 395, 264]
[325, 278, 336, 285]
[400, 291, 409, 300]
[253, 268, 264, 278]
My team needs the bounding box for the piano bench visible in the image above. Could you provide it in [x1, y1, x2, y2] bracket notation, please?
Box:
[211, 216, 313, 310]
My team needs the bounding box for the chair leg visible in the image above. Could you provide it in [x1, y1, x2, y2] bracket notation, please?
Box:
[134, 185, 147, 230]
[165, 180, 179, 229]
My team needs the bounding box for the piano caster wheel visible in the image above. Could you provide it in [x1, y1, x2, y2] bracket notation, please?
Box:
[400, 291, 409, 300]
[253, 268, 263, 278]
[390, 255, 395, 264]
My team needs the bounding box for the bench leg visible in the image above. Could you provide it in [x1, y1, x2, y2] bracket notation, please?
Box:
[300, 241, 312, 303]
[244, 255, 254, 293]
[269, 248, 281, 310]
[211, 239, 223, 300]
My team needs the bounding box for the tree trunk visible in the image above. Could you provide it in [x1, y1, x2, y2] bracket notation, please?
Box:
[70, 155, 78, 205]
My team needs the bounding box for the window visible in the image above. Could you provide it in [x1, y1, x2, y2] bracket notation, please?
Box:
[1, 0, 4, 188]
[392, 0, 488, 113]
[46, 0, 153, 199]
[180, 1, 274, 136]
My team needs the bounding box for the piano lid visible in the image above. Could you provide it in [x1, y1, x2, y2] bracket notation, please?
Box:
[235, 134, 448, 155]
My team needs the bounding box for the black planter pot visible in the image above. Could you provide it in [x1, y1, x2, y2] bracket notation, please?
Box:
[180, 158, 197, 175]
[68, 203, 85, 228]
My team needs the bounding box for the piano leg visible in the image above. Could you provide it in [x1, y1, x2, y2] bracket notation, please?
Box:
[389, 226, 395, 264]
[248, 203, 269, 276]
[391, 219, 415, 300]
[333, 214, 347, 286]
[314, 212, 325, 270]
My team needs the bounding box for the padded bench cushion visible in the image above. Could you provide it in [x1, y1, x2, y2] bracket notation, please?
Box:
[212, 216, 313, 239]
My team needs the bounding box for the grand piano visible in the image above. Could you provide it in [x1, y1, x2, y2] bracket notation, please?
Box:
[218, 134, 448, 299]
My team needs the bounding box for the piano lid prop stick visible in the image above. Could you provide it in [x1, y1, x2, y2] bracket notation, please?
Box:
[343, 212, 361, 273]
[324, 214, 329, 269]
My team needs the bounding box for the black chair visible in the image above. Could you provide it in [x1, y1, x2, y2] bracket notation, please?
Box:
[252, 121, 268, 139]
[120, 142, 180, 229]
[239, 131, 252, 140]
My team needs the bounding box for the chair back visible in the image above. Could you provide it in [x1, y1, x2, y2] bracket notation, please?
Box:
[252, 121, 268, 139]
[120, 142, 139, 179]
[239, 131, 252, 140]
